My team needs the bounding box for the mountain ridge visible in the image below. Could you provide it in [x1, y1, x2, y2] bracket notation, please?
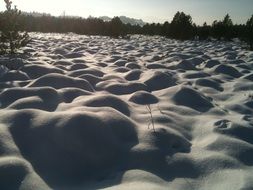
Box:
[99, 16, 146, 26]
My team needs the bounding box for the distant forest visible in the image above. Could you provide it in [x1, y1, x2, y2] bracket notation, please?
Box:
[0, 8, 253, 49]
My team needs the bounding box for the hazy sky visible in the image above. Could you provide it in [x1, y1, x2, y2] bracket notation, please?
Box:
[0, 0, 252, 25]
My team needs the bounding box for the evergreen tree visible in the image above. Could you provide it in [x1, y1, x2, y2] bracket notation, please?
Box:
[211, 20, 223, 40]
[0, 0, 30, 54]
[246, 15, 253, 50]
[211, 14, 234, 41]
[197, 22, 211, 40]
[222, 14, 234, 40]
[109, 17, 124, 38]
[170, 12, 194, 40]
[161, 21, 170, 37]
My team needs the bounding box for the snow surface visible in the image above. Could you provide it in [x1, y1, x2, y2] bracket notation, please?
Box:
[0, 33, 253, 190]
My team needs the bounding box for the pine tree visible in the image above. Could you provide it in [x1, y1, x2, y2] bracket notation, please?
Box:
[0, 0, 30, 54]
[246, 15, 253, 50]
[170, 12, 194, 40]
[161, 21, 170, 37]
[109, 17, 124, 38]
[222, 14, 233, 40]
[198, 22, 210, 40]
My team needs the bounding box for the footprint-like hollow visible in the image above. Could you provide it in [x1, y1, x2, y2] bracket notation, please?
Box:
[214, 120, 253, 144]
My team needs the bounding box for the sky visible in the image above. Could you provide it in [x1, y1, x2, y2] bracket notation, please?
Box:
[0, 0, 252, 25]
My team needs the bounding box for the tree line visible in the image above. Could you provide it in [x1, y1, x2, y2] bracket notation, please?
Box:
[0, 1, 253, 52]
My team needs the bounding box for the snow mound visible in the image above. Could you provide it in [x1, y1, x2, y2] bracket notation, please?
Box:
[27, 73, 94, 91]
[171, 86, 214, 112]
[5, 108, 138, 187]
[82, 94, 131, 116]
[143, 71, 177, 91]
[214, 64, 242, 78]
[129, 91, 159, 105]
[195, 78, 223, 91]
[125, 69, 142, 81]
[0, 71, 30, 82]
[96, 81, 148, 95]
[176, 60, 197, 70]
[21, 64, 63, 79]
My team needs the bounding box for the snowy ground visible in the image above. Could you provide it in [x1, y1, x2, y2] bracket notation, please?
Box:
[0, 33, 253, 190]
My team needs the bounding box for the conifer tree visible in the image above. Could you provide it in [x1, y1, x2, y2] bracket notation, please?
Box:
[222, 14, 233, 40]
[246, 15, 253, 50]
[109, 17, 124, 38]
[170, 12, 194, 40]
[0, 0, 30, 54]
[198, 22, 210, 40]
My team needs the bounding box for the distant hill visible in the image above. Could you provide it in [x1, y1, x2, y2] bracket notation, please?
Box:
[22, 11, 51, 17]
[20, 12, 146, 26]
[99, 16, 112, 22]
[99, 16, 146, 26]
